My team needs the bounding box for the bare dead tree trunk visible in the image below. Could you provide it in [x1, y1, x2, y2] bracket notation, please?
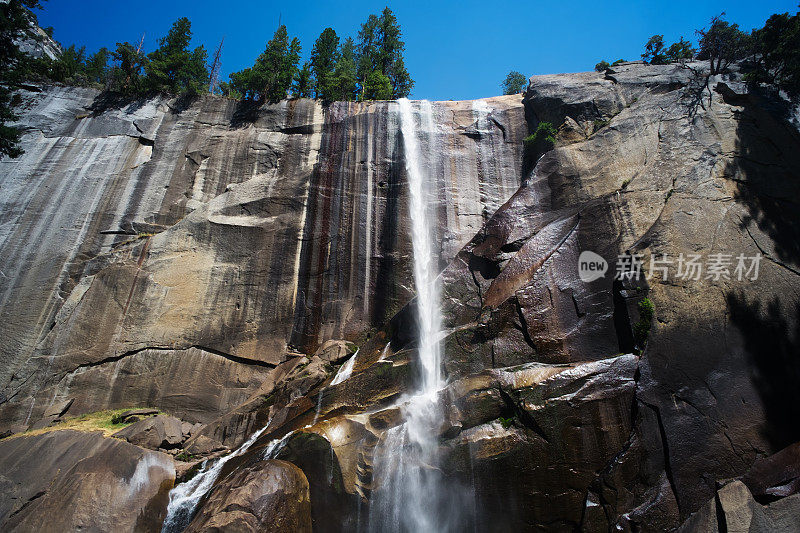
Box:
[209, 37, 224, 95]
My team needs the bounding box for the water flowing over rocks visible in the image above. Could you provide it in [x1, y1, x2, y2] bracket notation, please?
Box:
[1, 59, 800, 531]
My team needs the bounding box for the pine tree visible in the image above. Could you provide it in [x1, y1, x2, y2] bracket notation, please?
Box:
[84, 47, 110, 85]
[696, 14, 750, 74]
[230, 25, 301, 102]
[642, 35, 667, 64]
[355, 8, 413, 99]
[501, 71, 527, 94]
[664, 37, 696, 62]
[328, 37, 357, 101]
[110, 41, 147, 94]
[310, 27, 339, 100]
[50, 44, 85, 82]
[363, 70, 392, 100]
[1, 0, 44, 158]
[293, 62, 313, 98]
[748, 11, 800, 99]
[145, 17, 208, 95]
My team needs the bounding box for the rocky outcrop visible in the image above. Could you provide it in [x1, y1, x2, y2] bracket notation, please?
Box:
[0, 429, 174, 531]
[114, 414, 186, 450]
[678, 480, 800, 532]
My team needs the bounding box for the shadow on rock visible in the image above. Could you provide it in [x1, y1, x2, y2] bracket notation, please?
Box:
[727, 291, 800, 449]
[720, 82, 800, 269]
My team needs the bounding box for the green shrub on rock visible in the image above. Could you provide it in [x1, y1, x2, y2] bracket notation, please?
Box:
[633, 297, 655, 346]
[524, 121, 557, 153]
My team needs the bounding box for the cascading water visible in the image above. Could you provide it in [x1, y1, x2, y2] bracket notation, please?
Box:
[161, 426, 292, 532]
[367, 99, 468, 532]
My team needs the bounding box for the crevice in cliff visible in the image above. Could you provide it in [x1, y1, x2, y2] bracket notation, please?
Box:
[497, 386, 550, 443]
[489, 117, 507, 141]
[66, 344, 277, 377]
[638, 397, 682, 515]
[8, 490, 46, 519]
[743, 223, 800, 277]
[513, 297, 538, 353]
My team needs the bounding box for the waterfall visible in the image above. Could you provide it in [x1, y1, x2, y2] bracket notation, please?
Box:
[367, 98, 457, 532]
[401, 98, 443, 396]
[330, 348, 359, 386]
[161, 426, 291, 532]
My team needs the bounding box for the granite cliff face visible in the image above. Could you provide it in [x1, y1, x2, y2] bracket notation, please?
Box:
[1, 61, 800, 532]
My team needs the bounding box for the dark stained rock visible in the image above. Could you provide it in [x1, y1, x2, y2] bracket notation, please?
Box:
[439, 355, 638, 530]
[114, 414, 184, 450]
[0, 429, 175, 531]
[185, 459, 312, 533]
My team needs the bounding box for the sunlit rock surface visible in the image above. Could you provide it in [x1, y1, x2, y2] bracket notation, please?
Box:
[0, 429, 174, 531]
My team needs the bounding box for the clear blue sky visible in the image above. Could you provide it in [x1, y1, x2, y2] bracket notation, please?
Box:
[37, 0, 798, 101]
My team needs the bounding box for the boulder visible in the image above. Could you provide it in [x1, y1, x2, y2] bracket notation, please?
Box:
[742, 441, 800, 501]
[185, 459, 312, 533]
[114, 414, 184, 450]
[678, 480, 800, 533]
[314, 340, 357, 364]
[0, 429, 174, 531]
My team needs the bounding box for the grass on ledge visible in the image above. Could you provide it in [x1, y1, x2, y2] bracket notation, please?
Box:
[3, 407, 162, 440]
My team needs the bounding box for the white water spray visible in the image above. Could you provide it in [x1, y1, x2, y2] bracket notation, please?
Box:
[401, 98, 444, 396]
[161, 425, 292, 532]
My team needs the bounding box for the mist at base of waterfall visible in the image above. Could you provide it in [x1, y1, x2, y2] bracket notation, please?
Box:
[365, 394, 476, 533]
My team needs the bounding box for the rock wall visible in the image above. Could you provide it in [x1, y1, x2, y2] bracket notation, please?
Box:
[2, 60, 800, 532]
[0, 87, 525, 430]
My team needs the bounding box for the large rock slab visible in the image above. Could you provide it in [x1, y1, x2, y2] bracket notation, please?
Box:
[0, 429, 175, 531]
[0, 89, 525, 432]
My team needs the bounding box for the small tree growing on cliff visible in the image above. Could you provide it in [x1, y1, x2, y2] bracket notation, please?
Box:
[642, 35, 667, 64]
[747, 10, 800, 100]
[665, 37, 696, 62]
[501, 70, 527, 94]
[696, 14, 750, 74]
